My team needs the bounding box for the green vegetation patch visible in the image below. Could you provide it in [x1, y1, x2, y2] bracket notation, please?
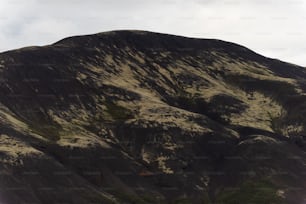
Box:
[170, 198, 193, 204]
[216, 179, 284, 204]
[77, 190, 116, 204]
[104, 101, 133, 121]
[29, 122, 61, 141]
[111, 191, 165, 204]
[224, 74, 297, 103]
[171, 91, 239, 124]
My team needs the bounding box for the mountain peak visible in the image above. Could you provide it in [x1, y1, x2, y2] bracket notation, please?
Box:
[1, 31, 306, 204]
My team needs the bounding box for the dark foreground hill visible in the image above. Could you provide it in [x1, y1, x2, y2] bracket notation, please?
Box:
[1, 30, 306, 204]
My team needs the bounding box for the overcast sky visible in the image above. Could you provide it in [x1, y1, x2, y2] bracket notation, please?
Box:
[0, 0, 305, 66]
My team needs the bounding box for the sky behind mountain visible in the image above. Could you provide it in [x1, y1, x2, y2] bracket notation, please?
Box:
[0, 0, 305, 66]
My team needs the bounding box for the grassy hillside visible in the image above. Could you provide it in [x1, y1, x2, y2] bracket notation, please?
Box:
[1, 30, 306, 204]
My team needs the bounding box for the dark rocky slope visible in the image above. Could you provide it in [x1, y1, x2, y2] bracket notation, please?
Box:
[1, 30, 306, 203]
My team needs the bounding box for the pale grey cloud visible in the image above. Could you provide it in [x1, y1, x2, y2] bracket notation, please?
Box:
[0, 0, 305, 66]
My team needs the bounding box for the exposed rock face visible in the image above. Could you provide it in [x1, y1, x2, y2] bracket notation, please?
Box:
[1, 30, 306, 203]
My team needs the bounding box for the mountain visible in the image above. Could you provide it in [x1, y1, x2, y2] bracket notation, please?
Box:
[1, 30, 306, 204]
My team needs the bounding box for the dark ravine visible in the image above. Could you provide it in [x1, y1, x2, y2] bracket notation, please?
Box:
[1, 30, 306, 203]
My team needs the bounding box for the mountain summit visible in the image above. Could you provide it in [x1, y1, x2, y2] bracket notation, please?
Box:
[1, 30, 306, 204]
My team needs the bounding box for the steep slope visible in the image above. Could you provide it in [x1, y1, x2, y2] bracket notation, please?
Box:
[1, 30, 306, 203]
